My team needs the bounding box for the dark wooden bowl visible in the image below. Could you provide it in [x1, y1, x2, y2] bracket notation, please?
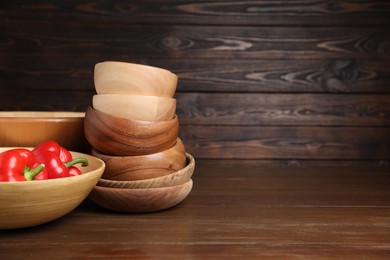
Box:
[89, 179, 193, 213]
[91, 138, 187, 181]
[84, 106, 179, 156]
[96, 153, 195, 189]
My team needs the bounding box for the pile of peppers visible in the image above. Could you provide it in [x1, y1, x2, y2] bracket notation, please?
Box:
[0, 141, 88, 182]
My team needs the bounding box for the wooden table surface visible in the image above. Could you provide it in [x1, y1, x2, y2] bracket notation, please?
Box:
[1, 161, 389, 259]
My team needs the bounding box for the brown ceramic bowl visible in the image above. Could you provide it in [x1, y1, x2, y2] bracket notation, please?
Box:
[94, 61, 178, 97]
[0, 111, 90, 153]
[91, 138, 186, 181]
[89, 179, 193, 213]
[84, 106, 179, 156]
[0, 149, 105, 229]
[97, 153, 195, 189]
[92, 94, 176, 121]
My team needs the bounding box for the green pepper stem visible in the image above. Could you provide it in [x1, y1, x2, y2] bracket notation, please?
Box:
[24, 164, 45, 181]
[64, 157, 89, 168]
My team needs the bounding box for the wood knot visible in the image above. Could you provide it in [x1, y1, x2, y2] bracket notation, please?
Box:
[321, 60, 358, 92]
[114, 3, 137, 14]
[152, 35, 193, 51]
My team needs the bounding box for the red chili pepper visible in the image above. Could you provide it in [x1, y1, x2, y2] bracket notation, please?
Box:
[33, 140, 72, 163]
[0, 149, 45, 182]
[33, 151, 88, 179]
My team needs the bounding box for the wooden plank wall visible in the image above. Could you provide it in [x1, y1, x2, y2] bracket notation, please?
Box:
[0, 1, 389, 166]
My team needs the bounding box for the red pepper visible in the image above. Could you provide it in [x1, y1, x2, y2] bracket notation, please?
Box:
[0, 149, 45, 182]
[33, 140, 72, 163]
[33, 151, 88, 179]
[32, 140, 89, 179]
[12, 148, 48, 180]
[68, 166, 82, 177]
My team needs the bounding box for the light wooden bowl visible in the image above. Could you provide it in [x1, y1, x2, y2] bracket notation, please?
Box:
[89, 179, 193, 213]
[91, 138, 186, 181]
[92, 94, 176, 122]
[84, 106, 179, 156]
[0, 111, 90, 153]
[0, 149, 105, 229]
[97, 153, 195, 189]
[94, 61, 178, 97]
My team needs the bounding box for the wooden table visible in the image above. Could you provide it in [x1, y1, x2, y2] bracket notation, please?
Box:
[1, 161, 389, 259]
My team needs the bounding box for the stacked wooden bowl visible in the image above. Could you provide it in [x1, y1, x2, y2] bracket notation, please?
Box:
[84, 61, 194, 212]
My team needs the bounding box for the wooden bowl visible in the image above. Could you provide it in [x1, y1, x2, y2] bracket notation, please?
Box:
[0, 111, 90, 153]
[92, 94, 176, 121]
[0, 149, 105, 229]
[91, 138, 186, 181]
[94, 61, 178, 97]
[89, 179, 193, 213]
[84, 106, 179, 156]
[97, 153, 195, 188]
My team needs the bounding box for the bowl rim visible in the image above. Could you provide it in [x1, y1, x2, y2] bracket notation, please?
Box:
[93, 93, 176, 101]
[96, 178, 193, 193]
[95, 61, 177, 75]
[86, 105, 178, 124]
[0, 148, 105, 186]
[0, 111, 85, 119]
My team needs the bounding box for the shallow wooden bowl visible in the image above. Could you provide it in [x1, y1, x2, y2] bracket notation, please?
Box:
[97, 153, 195, 189]
[92, 94, 176, 121]
[91, 138, 186, 181]
[0, 111, 90, 153]
[84, 106, 179, 156]
[94, 61, 178, 98]
[89, 179, 193, 213]
[0, 149, 105, 229]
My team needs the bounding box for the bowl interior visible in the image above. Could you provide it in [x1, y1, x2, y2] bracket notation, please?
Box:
[0, 148, 105, 229]
[0, 111, 90, 153]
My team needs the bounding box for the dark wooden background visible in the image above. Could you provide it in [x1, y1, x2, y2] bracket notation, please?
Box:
[0, 0, 389, 166]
